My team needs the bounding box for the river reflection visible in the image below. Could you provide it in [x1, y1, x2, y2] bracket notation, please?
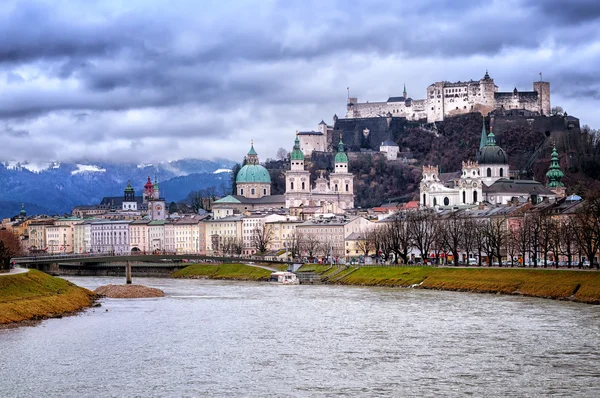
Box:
[1, 276, 599, 397]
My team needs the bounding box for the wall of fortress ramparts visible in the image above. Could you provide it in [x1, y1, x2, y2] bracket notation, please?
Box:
[347, 77, 550, 123]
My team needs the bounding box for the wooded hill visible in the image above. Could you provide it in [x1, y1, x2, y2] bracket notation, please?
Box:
[259, 112, 600, 208]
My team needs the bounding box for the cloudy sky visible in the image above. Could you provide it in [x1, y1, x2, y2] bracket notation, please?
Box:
[1, 0, 599, 165]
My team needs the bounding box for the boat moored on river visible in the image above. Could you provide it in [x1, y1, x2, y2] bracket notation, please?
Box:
[269, 271, 299, 284]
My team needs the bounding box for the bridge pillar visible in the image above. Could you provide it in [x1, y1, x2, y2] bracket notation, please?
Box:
[126, 261, 132, 284]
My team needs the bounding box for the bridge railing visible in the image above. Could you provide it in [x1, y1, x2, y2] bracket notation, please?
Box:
[12, 252, 294, 265]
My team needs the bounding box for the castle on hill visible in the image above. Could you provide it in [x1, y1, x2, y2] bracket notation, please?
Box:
[346, 71, 550, 123]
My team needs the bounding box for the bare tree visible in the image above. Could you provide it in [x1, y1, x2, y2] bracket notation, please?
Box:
[301, 234, 321, 260]
[573, 199, 600, 268]
[538, 211, 555, 267]
[252, 223, 274, 254]
[485, 216, 508, 266]
[276, 147, 289, 161]
[559, 217, 578, 267]
[408, 210, 438, 264]
[550, 106, 565, 116]
[355, 230, 374, 258]
[0, 230, 23, 271]
[186, 187, 217, 213]
[438, 211, 463, 266]
[461, 217, 477, 265]
[387, 215, 413, 264]
[285, 231, 303, 260]
[526, 213, 542, 267]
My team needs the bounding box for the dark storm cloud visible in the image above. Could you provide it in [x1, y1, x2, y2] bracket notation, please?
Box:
[2, 126, 29, 137]
[0, 0, 599, 163]
[531, 0, 600, 24]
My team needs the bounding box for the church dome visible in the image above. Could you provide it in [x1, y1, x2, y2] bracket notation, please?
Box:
[477, 132, 508, 165]
[236, 164, 271, 184]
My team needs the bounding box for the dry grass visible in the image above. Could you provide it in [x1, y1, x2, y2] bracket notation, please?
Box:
[0, 270, 96, 325]
[95, 284, 165, 298]
[336, 267, 600, 304]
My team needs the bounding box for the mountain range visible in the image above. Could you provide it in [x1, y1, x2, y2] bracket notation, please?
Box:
[0, 159, 235, 219]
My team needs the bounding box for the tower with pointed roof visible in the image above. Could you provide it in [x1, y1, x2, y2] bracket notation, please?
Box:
[122, 180, 138, 211]
[329, 134, 354, 208]
[142, 175, 166, 220]
[143, 175, 153, 203]
[546, 144, 566, 198]
[285, 134, 311, 207]
[477, 123, 509, 186]
[236, 141, 271, 199]
[403, 84, 407, 99]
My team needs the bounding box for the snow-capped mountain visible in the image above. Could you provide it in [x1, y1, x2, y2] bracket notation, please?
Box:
[0, 158, 235, 218]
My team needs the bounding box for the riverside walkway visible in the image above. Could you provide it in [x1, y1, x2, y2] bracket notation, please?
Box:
[0, 268, 29, 277]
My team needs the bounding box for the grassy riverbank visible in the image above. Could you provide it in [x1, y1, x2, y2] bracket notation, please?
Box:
[298, 265, 600, 304]
[0, 270, 97, 325]
[172, 263, 276, 281]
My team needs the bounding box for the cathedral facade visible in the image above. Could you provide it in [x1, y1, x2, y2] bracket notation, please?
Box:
[420, 122, 558, 208]
[285, 134, 354, 210]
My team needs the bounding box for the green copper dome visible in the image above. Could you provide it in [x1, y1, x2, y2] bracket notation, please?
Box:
[477, 132, 508, 165]
[236, 164, 271, 184]
[291, 134, 304, 161]
[546, 145, 564, 188]
[124, 180, 134, 192]
[334, 135, 348, 163]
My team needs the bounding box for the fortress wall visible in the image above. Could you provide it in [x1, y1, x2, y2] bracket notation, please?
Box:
[350, 102, 390, 118]
[494, 92, 539, 112]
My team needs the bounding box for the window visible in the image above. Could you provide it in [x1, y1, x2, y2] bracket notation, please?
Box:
[263, 188, 267, 195]
[462, 191, 466, 203]
[423, 194, 426, 204]
[301, 182, 305, 190]
[345, 184, 349, 192]
[251, 188, 255, 195]
[500, 168, 504, 177]
[473, 191, 478, 203]
[443, 197, 449, 206]
[241, 188, 244, 195]
[433, 197, 437, 206]
[487, 168, 491, 177]
[335, 184, 338, 191]
[291, 182, 294, 190]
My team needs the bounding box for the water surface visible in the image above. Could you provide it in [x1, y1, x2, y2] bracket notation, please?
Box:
[0, 277, 599, 397]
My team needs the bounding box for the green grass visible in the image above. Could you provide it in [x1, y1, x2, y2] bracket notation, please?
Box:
[297, 264, 333, 274]
[0, 270, 96, 324]
[335, 266, 600, 304]
[172, 263, 273, 281]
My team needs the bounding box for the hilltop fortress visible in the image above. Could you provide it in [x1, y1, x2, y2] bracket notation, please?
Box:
[346, 71, 550, 123]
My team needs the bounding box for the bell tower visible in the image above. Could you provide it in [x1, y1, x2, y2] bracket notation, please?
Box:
[285, 133, 311, 208]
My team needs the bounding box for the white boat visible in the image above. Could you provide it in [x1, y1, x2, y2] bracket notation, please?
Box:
[269, 271, 299, 285]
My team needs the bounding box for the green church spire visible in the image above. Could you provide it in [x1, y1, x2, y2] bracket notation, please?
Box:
[546, 145, 564, 188]
[479, 120, 488, 150]
[334, 134, 348, 163]
[290, 131, 304, 161]
[403, 83, 407, 98]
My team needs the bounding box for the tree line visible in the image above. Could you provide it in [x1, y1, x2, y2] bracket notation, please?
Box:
[358, 198, 600, 268]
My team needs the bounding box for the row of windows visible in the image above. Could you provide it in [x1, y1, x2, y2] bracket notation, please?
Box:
[240, 188, 268, 196]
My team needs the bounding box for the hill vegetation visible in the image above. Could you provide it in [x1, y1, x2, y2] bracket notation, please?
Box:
[259, 112, 600, 207]
[0, 270, 96, 325]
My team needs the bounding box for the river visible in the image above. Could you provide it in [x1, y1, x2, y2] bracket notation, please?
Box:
[1, 277, 599, 397]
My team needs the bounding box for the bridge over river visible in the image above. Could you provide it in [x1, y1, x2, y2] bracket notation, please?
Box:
[11, 253, 293, 277]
